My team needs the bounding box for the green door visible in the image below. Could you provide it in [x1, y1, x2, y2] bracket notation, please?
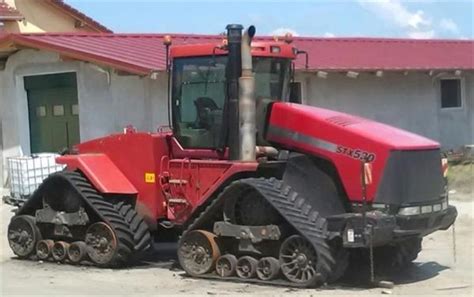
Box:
[25, 73, 79, 153]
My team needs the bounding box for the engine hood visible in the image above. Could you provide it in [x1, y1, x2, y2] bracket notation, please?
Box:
[266, 102, 442, 202]
[269, 103, 439, 151]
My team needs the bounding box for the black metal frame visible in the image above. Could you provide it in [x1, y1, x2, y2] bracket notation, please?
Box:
[326, 206, 457, 248]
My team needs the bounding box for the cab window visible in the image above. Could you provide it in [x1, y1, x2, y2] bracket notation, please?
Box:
[172, 56, 227, 148]
[254, 57, 291, 101]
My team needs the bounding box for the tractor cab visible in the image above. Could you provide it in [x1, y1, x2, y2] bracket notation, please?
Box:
[169, 39, 297, 150]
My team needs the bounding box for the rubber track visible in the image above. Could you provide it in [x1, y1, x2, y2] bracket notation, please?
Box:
[60, 171, 134, 267]
[179, 177, 336, 287]
[375, 237, 422, 269]
[115, 201, 152, 254]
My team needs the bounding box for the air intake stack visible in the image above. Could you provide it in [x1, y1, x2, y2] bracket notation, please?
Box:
[225, 24, 243, 160]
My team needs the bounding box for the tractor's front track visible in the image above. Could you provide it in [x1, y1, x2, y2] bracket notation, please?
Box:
[178, 177, 345, 288]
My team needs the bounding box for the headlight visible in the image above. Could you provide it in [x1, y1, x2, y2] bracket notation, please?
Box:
[371, 203, 387, 210]
[399, 199, 448, 216]
[421, 205, 433, 214]
[442, 201, 448, 210]
[398, 206, 421, 216]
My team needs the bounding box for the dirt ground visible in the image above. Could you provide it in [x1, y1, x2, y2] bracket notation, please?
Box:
[0, 188, 472, 296]
[448, 163, 474, 196]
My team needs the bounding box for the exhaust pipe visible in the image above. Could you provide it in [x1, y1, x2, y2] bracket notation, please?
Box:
[239, 26, 256, 161]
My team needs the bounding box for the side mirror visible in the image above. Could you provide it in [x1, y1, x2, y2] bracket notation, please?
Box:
[289, 82, 302, 103]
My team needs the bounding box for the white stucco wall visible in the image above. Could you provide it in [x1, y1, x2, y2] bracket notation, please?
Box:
[0, 49, 168, 185]
[296, 71, 474, 149]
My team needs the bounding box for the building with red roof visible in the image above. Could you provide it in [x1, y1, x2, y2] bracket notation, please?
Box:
[0, 1, 23, 22]
[0, 30, 473, 184]
[0, 0, 110, 33]
[1, 33, 472, 74]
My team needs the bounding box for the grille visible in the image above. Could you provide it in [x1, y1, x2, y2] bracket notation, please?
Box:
[375, 149, 444, 206]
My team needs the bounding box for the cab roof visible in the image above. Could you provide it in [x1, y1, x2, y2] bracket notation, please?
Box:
[169, 41, 297, 60]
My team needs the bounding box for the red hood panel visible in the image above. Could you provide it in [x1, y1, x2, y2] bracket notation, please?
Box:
[280, 103, 439, 150]
[267, 102, 441, 202]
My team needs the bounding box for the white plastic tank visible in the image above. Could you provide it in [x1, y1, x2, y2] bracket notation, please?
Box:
[7, 153, 65, 203]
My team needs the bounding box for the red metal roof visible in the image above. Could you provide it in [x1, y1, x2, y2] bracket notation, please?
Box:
[46, 0, 112, 33]
[0, 33, 472, 75]
[298, 37, 474, 71]
[0, 2, 23, 21]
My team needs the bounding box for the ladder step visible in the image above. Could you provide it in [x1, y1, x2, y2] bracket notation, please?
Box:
[169, 179, 188, 185]
[168, 198, 188, 204]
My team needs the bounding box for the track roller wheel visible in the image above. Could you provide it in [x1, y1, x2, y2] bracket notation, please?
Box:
[8, 215, 42, 259]
[52, 241, 70, 262]
[236, 256, 258, 279]
[85, 222, 120, 266]
[67, 241, 88, 264]
[178, 230, 220, 276]
[216, 254, 238, 277]
[36, 240, 54, 260]
[256, 257, 280, 280]
[279, 235, 319, 287]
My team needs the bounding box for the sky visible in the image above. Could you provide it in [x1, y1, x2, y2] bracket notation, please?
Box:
[67, 0, 473, 39]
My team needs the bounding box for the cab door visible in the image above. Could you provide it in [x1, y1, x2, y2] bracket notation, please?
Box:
[162, 56, 229, 222]
[171, 55, 228, 153]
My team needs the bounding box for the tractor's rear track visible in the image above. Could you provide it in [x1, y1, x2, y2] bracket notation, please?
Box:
[13, 171, 146, 267]
[62, 171, 134, 266]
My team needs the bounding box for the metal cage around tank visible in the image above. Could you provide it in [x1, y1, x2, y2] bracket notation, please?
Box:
[6, 153, 65, 205]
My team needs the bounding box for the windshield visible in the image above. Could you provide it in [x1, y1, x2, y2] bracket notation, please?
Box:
[171, 55, 291, 148]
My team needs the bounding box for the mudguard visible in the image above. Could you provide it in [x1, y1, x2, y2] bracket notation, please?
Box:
[282, 153, 347, 218]
[56, 154, 137, 195]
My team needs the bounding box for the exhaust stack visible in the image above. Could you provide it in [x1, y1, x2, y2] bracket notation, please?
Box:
[238, 26, 256, 161]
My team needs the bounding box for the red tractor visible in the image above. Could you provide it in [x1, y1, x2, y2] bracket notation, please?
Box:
[8, 25, 457, 287]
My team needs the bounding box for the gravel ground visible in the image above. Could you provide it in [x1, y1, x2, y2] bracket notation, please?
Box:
[0, 188, 472, 297]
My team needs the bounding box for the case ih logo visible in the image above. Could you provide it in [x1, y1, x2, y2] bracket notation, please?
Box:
[336, 146, 376, 162]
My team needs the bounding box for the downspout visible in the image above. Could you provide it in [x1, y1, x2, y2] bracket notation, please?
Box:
[239, 26, 256, 161]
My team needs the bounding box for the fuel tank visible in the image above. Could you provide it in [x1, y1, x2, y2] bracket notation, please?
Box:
[266, 102, 444, 205]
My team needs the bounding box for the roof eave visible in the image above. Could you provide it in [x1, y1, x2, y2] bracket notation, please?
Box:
[296, 67, 474, 72]
[3, 35, 151, 75]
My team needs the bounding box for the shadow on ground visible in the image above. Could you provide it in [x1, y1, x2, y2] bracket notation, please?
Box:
[7, 242, 450, 291]
[127, 242, 180, 270]
[330, 260, 450, 290]
[131, 243, 450, 290]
